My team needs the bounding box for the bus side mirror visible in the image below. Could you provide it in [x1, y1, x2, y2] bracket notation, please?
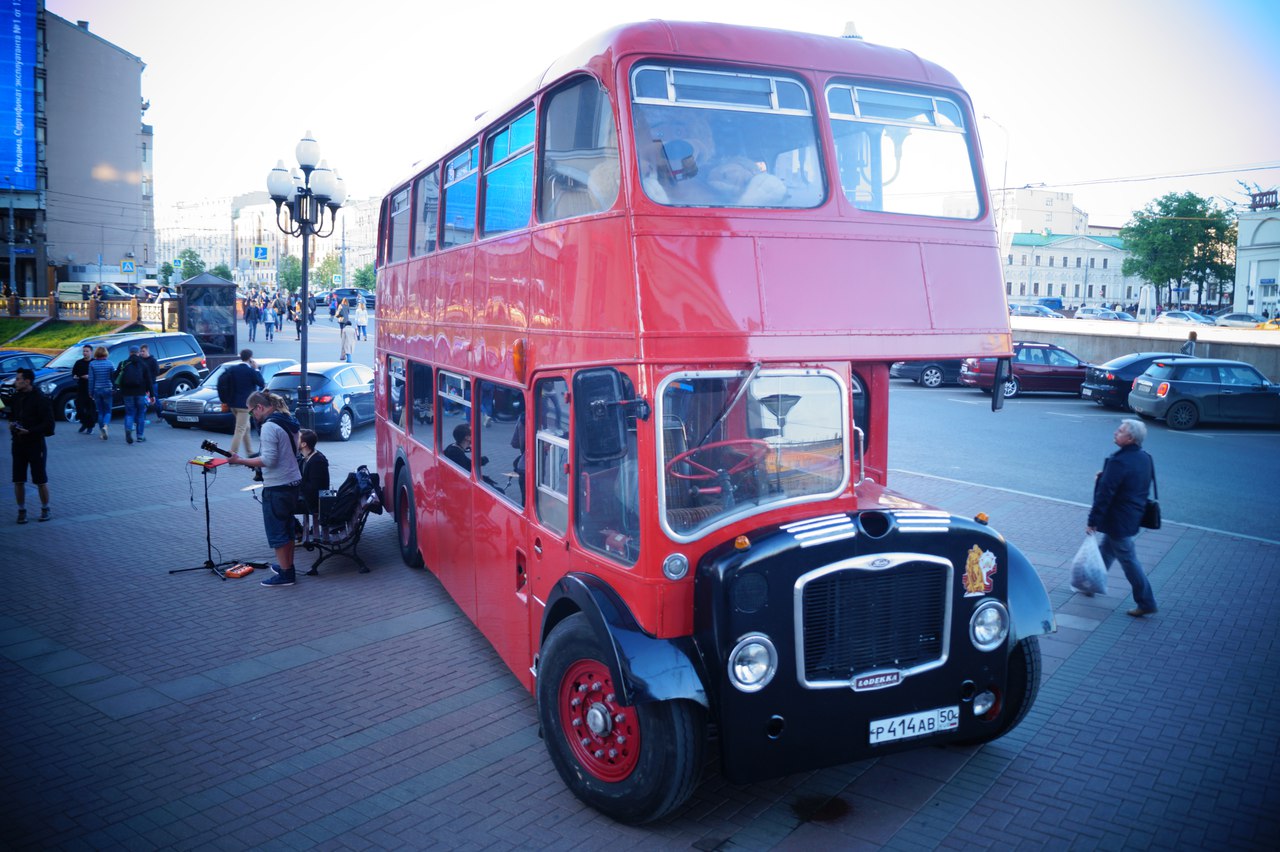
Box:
[573, 368, 629, 462]
[991, 358, 1010, 412]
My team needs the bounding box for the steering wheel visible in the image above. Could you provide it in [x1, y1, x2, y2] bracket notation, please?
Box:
[666, 439, 770, 481]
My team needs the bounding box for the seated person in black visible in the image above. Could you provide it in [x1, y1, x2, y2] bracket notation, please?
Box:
[296, 428, 330, 516]
[444, 423, 499, 487]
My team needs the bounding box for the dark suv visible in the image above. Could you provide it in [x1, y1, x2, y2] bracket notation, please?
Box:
[1, 331, 208, 422]
[330, 287, 375, 310]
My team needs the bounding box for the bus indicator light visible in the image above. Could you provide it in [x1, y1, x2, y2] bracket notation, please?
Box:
[513, 338, 528, 384]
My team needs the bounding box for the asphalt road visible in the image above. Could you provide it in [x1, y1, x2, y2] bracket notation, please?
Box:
[887, 379, 1280, 542]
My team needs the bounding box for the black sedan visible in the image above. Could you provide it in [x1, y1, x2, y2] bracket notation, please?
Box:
[890, 359, 964, 388]
[160, 358, 298, 431]
[266, 362, 375, 441]
[1128, 358, 1280, 430]
[0, 351, 53, 382]
[1081, 352, 1189, 409]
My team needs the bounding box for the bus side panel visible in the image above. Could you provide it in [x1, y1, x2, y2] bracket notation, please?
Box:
[530, 217, 637, 367]
[434, 462, 478, 620]
[472, 487, 532, 690]
[475, 233, 532, 371]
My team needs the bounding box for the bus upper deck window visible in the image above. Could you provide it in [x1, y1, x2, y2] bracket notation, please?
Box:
[630, 64, 824, 210]
[827, 84, 980, 219]
[539, 77, 620, 223]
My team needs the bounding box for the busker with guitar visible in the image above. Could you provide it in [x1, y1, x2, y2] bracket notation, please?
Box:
[225, 391, 302, 587]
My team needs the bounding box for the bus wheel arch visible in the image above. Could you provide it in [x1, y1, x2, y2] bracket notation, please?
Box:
[393, 464, 423, 568]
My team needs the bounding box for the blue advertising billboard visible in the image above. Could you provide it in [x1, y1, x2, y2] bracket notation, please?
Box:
[1, 0, 37, 191]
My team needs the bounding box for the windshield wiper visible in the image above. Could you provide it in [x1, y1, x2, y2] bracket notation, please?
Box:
[696, 362, 760, 447]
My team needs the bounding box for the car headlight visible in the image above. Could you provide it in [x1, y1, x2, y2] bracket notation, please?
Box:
[162, 399, 176, 411]
[204, 400, 223, 413]
[727, 633, 777, 692]
[969, 600, 1009, 652]
[40, 381, 57, 395]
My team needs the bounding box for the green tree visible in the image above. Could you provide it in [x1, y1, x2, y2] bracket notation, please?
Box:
[158, 262, 174, 287]
[1121, 193, 1237, 309]
[353, 263, 375, 291]
[209, 262, 233, 280]
[277, 255, 302, 294]
[313, 254, 343, 290]
[175, 248, 206, 281]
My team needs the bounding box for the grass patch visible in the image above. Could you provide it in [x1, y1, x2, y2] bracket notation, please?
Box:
[7, 321, 144, 351]
[0, 317, 39, 344]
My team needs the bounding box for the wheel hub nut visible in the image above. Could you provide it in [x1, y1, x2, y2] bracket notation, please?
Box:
[586, 703, 612, 736]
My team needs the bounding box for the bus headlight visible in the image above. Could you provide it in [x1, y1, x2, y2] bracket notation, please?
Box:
[728, 633, 777, 692]
[969, 600, 1009, 652]
[662, 553, 689, 581]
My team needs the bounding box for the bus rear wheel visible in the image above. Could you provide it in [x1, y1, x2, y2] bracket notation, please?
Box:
[537, 613, 703, 824]
[394, 467, 423, 568]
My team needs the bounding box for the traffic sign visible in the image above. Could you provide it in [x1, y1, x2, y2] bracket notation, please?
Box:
[172, 258, 183, 268]
[332, 274, 343, 285]
[253, 245, 269, 262]
[121, 260, 135, 273]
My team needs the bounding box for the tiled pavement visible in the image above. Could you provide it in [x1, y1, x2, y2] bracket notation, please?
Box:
[2, 415, 1277, 849]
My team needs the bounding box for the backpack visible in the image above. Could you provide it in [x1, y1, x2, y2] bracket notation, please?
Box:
[117, 357, 144, 388]
[320, 465, 383, 524]
[216, 366, 235, 405]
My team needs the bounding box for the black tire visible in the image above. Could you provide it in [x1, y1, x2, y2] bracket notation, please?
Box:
[920, 366, 945, 389]
[1166, 400, 1199, 430]
[537, 613, 704, 824]
[54, 391, 77, 422]
[1001, 376, 1020, 399]
[168, 376, 195, 397]
[336, 408, 354, 441]
[954, 636, 1041, 746]
[395, 467, 423, 568]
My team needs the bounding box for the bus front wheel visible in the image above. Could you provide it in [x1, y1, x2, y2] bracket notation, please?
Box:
[394, 467, 423, 568]
[954, 635, 1041, 746]
[537, 613, 703, 824]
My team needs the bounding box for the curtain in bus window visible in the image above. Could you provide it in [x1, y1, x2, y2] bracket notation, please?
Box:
[534, 377, 569, 534]
[413, 170, 440, 255]
[539, 77, 620, 222]
[630, 65, 823, 209]
[442, 145, 479, 249]
[387, 356, 407, 431]
[827, 84, 979, 219]
[410, 361, 433, 447]
[389, 186, 411, 263]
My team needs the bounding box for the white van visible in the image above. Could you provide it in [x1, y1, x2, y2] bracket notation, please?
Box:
[56, 282, 132, 302]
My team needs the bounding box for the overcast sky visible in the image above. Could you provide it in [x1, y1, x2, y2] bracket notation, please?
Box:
[46, 0, 1280, 227]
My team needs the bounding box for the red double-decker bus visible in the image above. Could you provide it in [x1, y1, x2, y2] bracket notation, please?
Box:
[375, 20, 1054, 823]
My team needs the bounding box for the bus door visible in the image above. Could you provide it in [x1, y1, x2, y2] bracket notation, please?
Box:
[526, 375, 574, 627]
[434, 370, 478, 618]
[471, 379, 532, 686]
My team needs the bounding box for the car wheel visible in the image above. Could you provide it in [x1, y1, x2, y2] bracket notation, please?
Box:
[169, 376, 195, 396]
[54, 391, 77, 422]
[1166, 400, 1199, 430]
[1002, 376, 1020, 399]
[336, 408, 354, 441]
[537, 613, 704, 824]
[395, 466, 423, 568]
[920, 366, 945, 388]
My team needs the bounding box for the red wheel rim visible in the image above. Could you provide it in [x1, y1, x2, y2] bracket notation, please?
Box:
[559, 658, 640, 782]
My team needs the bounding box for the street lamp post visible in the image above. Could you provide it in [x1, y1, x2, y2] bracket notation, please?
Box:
[266, 131, 346, 430]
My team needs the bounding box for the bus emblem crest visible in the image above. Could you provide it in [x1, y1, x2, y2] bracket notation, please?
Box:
[963, 545, 998, 596]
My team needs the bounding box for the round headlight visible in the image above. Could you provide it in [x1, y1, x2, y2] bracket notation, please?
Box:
[662, 553, 689, 581]
[728, 633, 777, 692]
[969, 600, 1009, 652]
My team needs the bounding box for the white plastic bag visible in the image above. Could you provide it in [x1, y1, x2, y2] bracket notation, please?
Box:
[1070, 534, 1108, 596]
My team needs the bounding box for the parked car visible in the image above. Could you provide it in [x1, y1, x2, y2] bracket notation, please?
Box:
[1129, 358, 1280, 430]
[1154, 310, 1215, 326]
[959, 341, 1088, 398]
[889, 359, 965, 388]
[1111, 311, 1138, 322]
[0, 331, 208, 422]
[265, 362, 375, 441]
[159, 357, 299, 431]
[1215, 312, 1266, 328]
[1009, 304, 1065, 318]
[312, 289, 332, 307]
[330, 287, 375, 310]
[0, 351, 53, 383]
[1081, 352, 1190, 409]
[1073, 306, 1119, 320]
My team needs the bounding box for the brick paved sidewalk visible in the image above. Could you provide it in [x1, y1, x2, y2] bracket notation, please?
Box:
[1, 425, 1276, 849]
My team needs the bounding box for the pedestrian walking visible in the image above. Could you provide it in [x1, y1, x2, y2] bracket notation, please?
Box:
[1179, 331, 1197, 356]
[354, 300, 368, 341]
[71, 344, 96, 434]
[7, 367, 53, 523]
[339, 320, 357, 363]
[87, 346, 115, 440]
[1086, 418, 1158, 617]
[138, 343, 161, 417]
[246, 299, 261, 342]
[115, 345, 153, 445]
[262, 302, 278, 342]
[336, 298, 350, 326]
[290, 297, 303, 340]
[227, 391, 302, 587]
[328, 293, 338, 322]
[218, 349, 265, 456]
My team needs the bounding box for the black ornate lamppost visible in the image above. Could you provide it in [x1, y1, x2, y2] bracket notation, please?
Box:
[267, 131, 346, 430]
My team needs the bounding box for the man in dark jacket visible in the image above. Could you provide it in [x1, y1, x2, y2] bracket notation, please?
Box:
[8, 367, 53, 523]
[71, 344, 96, 434]
[1086, 418, 1158, 616]
[219, 349, 265, 456]
[138, 343, 161, 416]
[116, 345, 154, 445]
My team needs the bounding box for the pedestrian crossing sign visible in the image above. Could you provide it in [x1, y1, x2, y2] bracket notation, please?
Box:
[253, 245, 269, 262]
[121, 260, 135, 273]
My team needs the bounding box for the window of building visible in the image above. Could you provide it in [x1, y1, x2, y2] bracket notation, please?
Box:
[1018, 283, 1026, 295]
[1032, 282, 1040, 295]
[1007, 254, 1013, 265]
[442, 144, 479, 249]
[1076, 257, 1081, 268]
[410, 361, 433, 447]
[1102, 258, 1108, 269]
[483, 109, 535, 237]
[1089, 257, 1095, 268]
[413, 168, 440, 256]
[1034, 254, 1041, 266]
[1020, 254, 1027, 266]
[540, 77, 620, 222]
[1062, 256, 1068, 267]
[1087, 285, 1094, 298]
[1049, 256, 1055, 267]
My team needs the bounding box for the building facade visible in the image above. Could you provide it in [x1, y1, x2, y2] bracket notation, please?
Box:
[1233, 191, 1280, 318]
[1006, 232, 1146, 309]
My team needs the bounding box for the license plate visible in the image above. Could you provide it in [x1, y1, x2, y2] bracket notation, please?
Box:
[1135, 380, 1152, 392]
[1081, 387, 1093, 398]
[177, 415, 199, 423]
[869, 706, 959, 744]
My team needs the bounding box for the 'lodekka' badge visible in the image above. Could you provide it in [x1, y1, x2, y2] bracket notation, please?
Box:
[962, 545, 998, 596]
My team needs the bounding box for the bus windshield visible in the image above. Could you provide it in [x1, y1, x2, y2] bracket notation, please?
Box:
[827, 83, 980, 218]
[631, 65, 824, 209]
[659, 370, 846, 538]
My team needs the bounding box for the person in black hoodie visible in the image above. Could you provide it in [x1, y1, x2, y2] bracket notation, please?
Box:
[115, 345, 154, 445]
[70, 344, 96, 434]
[1086, 418, 1158, 617]
[8, 367, 54, 523]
